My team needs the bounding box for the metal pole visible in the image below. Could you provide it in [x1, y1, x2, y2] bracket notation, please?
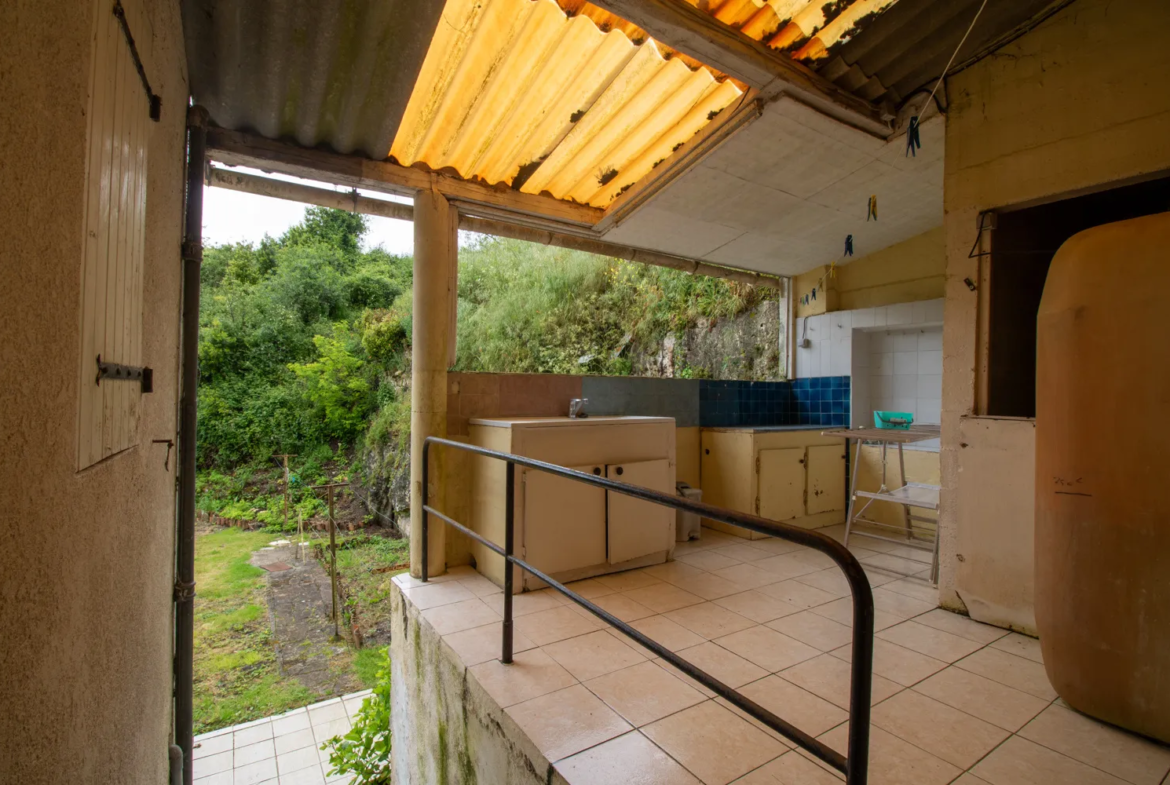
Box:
[175, 104, 208, 785]
[421, 439, 429, 583]
[502, 462, 515, 663]
[843, 438, 864, 548]
[328, 485, 339, 640]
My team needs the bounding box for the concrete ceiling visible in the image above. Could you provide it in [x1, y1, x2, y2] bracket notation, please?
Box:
[600, 97, 944, 275]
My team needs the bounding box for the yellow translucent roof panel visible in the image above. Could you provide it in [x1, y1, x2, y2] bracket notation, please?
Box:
[390, 0, 743, 208]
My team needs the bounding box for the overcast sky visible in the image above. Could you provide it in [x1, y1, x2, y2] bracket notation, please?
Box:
[201, 166, 421, 255]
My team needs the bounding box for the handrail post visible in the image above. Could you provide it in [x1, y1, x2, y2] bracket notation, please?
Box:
[502, 461, 515, 663]
[421, 439, 430, 583]
[845, 569, 875, 785]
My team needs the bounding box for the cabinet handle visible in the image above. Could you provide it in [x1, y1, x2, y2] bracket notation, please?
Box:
[704, 449, 710, 455]
[592, 467, 601, 476]
[615, 466, 624, 476]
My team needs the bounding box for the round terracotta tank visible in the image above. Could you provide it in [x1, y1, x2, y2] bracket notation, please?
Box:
[1035, 211, 1170, 743]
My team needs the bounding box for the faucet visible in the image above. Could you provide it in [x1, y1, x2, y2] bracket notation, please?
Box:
[569, 398, 589, 419]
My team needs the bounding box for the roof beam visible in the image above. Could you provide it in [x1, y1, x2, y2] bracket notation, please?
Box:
[207, 167, 781, 287]
[587, 0, 892, 136]
[205, 127, 604, 231]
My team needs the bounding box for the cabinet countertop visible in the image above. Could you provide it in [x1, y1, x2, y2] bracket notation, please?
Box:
[702, 425, 838, 434]
[469, 415, 675, 428]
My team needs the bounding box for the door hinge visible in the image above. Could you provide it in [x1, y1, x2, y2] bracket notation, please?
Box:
[755, 456, 760, 472]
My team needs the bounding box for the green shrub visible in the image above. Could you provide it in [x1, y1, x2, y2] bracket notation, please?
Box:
[324, 662, 391, 784]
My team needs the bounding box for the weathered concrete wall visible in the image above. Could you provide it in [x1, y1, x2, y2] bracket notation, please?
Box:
[0, 0, 188, 782]
[939, 0, 1170, 618]
[390, 581, 557, 785]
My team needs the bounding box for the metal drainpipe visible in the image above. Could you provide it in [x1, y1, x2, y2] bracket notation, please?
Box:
[175, 104, 208, 785]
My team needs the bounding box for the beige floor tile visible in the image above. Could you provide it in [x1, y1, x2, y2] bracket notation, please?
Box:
[589, 592, 656, 622]
[451, 571, 503, 598]
[444, 621, 537, 666]
[643, 701, 787, 785]
[563, 578, 618, 599]
[273, 729, 315, 756]
[731, 750, 844, 784]
[878, 621, 986, 663]
[768, 611, 854, 652]
[871, 587, 937, 619]
[884, 543, 935, 565]
[232, 757, 278, 785]
[595, 570, 663, 592]
[603, 627, 661, 660]
[673, 538, 720, 556]
[810, 597, 903, 632]
[675, 641, 768, 688]
[714, 626, 821, 673]
[830, 637, 947, 687]
[678, 550, 743, 572]
[779, 654, 902, 709]
[739, 675, 848, 737]
[623, 582, 705, 613]
[860, 566, 903, 588]
[421, 597, 501, 635]
[758, 580, 840, 610]
[954, 647, 1058, 701]
[748, 538, 807, 557]
[913, 608, 1008, 645]
[651, 658, 717, 699]
[711, 563, 786, 590]
[194, 750, 233, 777]
[714, 543, 775, 562]
[989, 632, 1044, 663]
[667, 572, 748, 601]
[400, 581, 474, 610]
[311, 718, 350, 745]
[276, 745, 320, 775]
[555, 731, 702, 785]
[514, 606, 603, 646]
[818, 724, 962, 785]
[192, 769, 233, 785]
[269, 711, 310, 738]
[628, 614, 706, 652]
[870, 689, 1010, 769]
[469, 648, 577, 708]
[307, 700, 346, 725]
[753, 554, 826, 581]
[791, 570, 854, 598]
[639, 560, 705, 584]
[234, 722, 274, 747]
[714, 590, 802, 624]
[194, 734, 234, 759]
[880, 577, 940, 604]
[786, 548, 838, 570]
[973, 736, 1129, 785]
[507, 684, 631, 762]
[585, 660, 706, 726]
[862, 553, 930, 576]
[1019, 704, 1170, 785]
[481, 588, 564, 617]
[913, 665, 1049, 731]
[666, 603, 756, 639]
[542, 629, 646, 682]
[281, 766, 326, 785]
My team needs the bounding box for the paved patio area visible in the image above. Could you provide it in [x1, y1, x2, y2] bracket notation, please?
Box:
[397, 524, 1170, 785]
[192, 691, 370, 785]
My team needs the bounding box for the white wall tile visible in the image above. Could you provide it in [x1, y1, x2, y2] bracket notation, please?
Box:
[917, 399, 942, 424]
[893, 398, 917, 417]
[872, 306, 888, 326]
[852, 308, 875, 328]
[894, 351, 918, 375]
[924, 298, 945, 323]
[917, 374, 942, 398]
[918, 350, 943, 375]
[830, 342, 852, 375]
[830, 312, 852, 343]
[870, 375, 891, 398]
[887, 303, 913, 325]
[893, 331, 919, 352]
[873, 352, 893, 375]
[918, 329, 943, 351]
[894, 374, 917, 398]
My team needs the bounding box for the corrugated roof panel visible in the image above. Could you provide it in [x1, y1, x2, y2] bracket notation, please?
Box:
[391, 0, 743, 207]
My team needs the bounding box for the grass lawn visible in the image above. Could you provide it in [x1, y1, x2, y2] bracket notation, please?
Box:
[194, 528, 405, 734]
[193, 528, 313, 733]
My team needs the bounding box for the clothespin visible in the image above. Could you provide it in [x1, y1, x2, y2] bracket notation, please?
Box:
[812, 287, 817, 301]
[844, 235, 854, 257]
[867, 195, 877, 221]
[828, 260, 838, 279]
[905, 116, 921, 157]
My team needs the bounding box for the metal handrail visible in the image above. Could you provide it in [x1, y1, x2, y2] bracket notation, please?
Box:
[421, 436, 873, 784]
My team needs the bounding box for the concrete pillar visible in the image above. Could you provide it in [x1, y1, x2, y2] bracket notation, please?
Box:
[410, 190, 456, 578]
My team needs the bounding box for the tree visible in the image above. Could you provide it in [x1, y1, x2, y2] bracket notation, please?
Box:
[281, 206, 368, 258]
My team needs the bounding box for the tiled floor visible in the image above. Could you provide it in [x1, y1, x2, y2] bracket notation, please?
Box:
[192, 691, 370, 785]
[398, 525, 1170, 785]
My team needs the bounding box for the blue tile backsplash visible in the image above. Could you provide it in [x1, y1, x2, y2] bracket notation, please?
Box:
[700, 377, 850, 428]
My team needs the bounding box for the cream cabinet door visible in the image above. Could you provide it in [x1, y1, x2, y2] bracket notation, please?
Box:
[757, 448, 806, 521]
[806, 445, 847, 515]
[606, 459, 673, 564]
[522, 465, 606, 577]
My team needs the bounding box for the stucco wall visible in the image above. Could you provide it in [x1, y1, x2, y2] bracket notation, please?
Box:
[938, 0, 1170, 619]
[0, 0, 188, 782]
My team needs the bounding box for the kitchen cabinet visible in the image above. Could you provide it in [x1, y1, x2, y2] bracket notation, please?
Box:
[468, 416, 676, 592]
[700, 426, 847, 539]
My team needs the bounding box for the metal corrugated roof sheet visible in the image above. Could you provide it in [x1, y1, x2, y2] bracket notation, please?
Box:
[390, 0, 744, 207]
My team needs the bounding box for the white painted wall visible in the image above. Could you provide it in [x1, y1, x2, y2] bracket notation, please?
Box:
[794, 298, 944, 380]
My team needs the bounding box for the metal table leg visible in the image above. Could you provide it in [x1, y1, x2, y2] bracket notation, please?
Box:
[843, 438, 864, 548]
